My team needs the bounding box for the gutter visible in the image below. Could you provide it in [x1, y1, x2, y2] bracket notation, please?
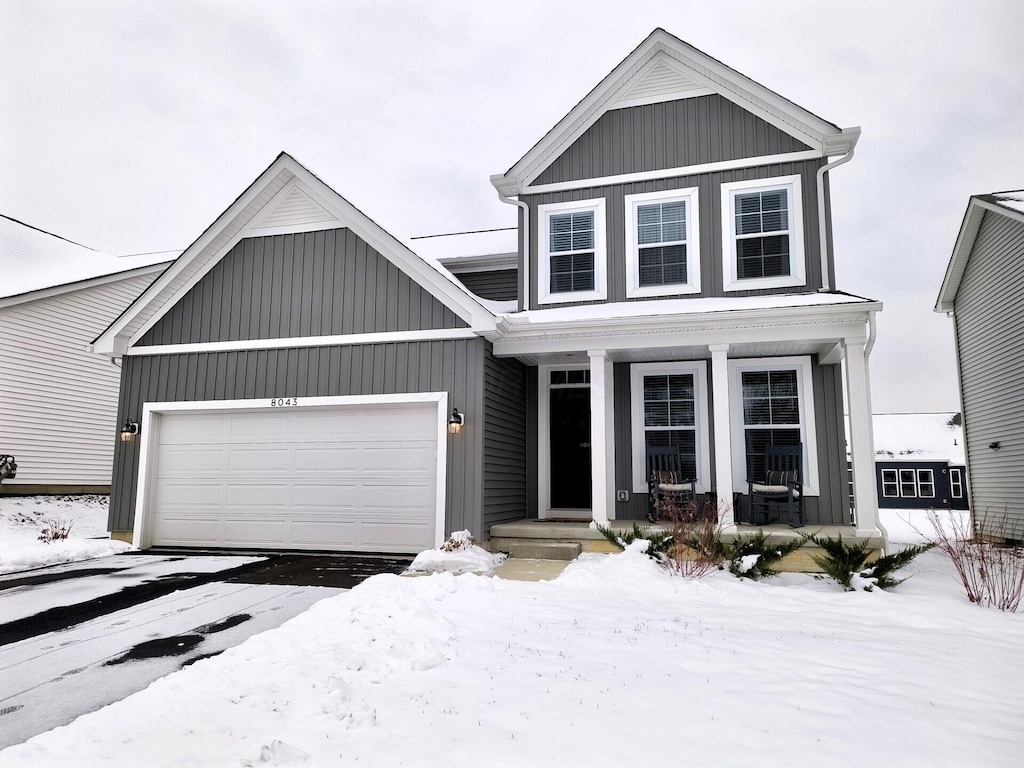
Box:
[493, 176, 529, 312]
[816, 128, 860, 292]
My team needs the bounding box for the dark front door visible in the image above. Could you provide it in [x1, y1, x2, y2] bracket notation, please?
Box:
[549, 387, 592, 509]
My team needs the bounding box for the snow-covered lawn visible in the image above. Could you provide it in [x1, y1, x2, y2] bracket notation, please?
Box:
[2, 507, 1021, 766]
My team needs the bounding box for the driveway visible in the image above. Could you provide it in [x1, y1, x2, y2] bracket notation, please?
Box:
[0, 551, 409, 749]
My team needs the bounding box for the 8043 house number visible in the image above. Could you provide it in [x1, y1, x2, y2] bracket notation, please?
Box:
[270, 397, 299, 407]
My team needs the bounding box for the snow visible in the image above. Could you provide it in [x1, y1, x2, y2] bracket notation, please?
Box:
[0, 215, 172, 300]
[872, 412, 965, 463]
[406, 530, 507, 574]
[992, 191, 1024, 216]
[0, 495, 128, 574]
[2, 509, 1021, 767]
[407, 227, 517, 262]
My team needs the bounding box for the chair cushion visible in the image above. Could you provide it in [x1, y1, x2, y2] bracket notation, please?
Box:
[658, 482, 693, 493]
[765, 469, 799, 487]
[751, 483, 800, 498]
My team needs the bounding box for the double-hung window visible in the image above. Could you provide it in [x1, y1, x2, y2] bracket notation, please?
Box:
[886, 468, 937, 498]
[630, 362, 710, 494]
[721, 175, 805, 292]
[950, 468, 964, 499]
[881, 469, 899, 498]
[625, 187, 700, 298]
[538, 199, 607, 304]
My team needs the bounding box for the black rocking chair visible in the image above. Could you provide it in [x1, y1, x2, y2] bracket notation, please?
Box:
[646, 446, 696, 522]
[744, 444, 805, 527]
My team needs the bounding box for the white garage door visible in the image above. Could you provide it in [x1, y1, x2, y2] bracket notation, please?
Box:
[146, 402, 440, 553]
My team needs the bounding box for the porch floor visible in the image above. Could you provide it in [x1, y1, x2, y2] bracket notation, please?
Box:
[488, 519, 886, 574]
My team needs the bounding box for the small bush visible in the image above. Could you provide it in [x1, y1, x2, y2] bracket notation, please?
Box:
[725, 531, 804, 580]
[663, 500, 725, 579]
[594, 522, 673, 560]
[868, 543, 935, 590]
[807, 533, 930, 591]
[38, 518, 73, 544]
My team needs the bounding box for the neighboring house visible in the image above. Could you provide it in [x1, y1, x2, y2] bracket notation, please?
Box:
[936, 191, 1024, 542]
[93, 29, 883, 553]
[870, 413, 968, 511]
[0, 215, 171, 494]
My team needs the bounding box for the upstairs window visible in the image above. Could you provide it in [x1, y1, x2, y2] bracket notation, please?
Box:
[538, 199, 607, 304]
[721, 176, 805, 292]
[625, 188, 700, 298]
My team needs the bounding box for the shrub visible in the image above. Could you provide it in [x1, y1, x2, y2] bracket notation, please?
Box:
[594, 522, 673, 560]
[725, 531, 804, 580]
[867, 543, 935, 590]
[37, 518, 73, 544]
[807, 533, 931, 591]
[928, 508, 1024, 612]
[663, 500, 725, 579]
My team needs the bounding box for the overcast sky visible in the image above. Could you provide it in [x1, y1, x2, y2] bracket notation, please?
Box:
[3, 0, 1022, 414]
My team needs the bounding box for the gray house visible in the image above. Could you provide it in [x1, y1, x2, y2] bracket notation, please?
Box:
[936, 191, 1024, 543]
[94, 29, 883, 554]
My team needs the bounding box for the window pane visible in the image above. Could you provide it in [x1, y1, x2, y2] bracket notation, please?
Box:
[549, 211, 594, 253]
[742, 372, 769, 398]
[899, 469, 917, 497]
[638, 245, 687, 287]
[744, 428, 799, 480]
[768, 371, 797, 397]
[882, 469, 899, 497]
[645, 401, 669, 427]
[737, 235, 790, 279]
[644, 375, 668, 401]
[917, 470, 935, 498]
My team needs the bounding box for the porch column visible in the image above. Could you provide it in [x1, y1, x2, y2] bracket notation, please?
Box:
[588, 349, 614, 528]
[709, 344, 735, 526]
[843, 336, 881, 537]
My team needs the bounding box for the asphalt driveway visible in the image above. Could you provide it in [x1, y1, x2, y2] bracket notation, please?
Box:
[0, 551, 410, 749]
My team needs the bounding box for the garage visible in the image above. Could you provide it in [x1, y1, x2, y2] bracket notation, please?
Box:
[135, 396, 445, 554]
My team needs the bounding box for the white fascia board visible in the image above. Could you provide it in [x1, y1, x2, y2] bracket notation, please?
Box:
[0, 261, 168, 311]
[439, 253, 518, 273]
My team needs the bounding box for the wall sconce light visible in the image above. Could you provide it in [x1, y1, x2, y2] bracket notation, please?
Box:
[447, 408, 465, 435]
[989, 441, 1001, 450]
[120, 420, 140, 442]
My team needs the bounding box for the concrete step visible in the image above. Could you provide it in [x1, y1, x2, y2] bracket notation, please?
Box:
[505, 541, 582, 561]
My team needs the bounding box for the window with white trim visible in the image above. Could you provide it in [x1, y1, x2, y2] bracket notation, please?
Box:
[728, 357, 818, 495]
[721, 175, 805, 292]
[917, 469, 935, 499]
[881, 469, 899, 498]
[625, 188, 700, 298]
[538, 199, 607, 304]
[891, 468, 937, 498]
[950, 468, 964, 499]
[630, 362, 710, 493]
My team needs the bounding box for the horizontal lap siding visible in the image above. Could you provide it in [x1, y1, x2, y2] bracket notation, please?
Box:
[955, 211, 1024, 540]
[534, 95, 811, 185]
[140, 228, 466, 345]
[482, 347, 528, 533]
[110, 339, 486, 537]
[454, 270, 518, 302]
[524, 160, 826, 309]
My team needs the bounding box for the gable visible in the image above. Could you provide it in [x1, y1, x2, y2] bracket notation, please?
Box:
[139, 228, 466, 347]
[533, 95, 812, 186]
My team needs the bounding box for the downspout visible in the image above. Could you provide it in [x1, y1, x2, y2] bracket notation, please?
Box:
[862, 308, 887, 548]
[496, 191, 530, 312]
[816, 145, 855, 292]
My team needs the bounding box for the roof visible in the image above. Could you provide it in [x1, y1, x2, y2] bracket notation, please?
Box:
[870, 413, 965, 464]
[492, 28, 860, 195]
[935, 191, 1024, 312]
[91, 152, 496, 356]
[408, 227, 517, 271]
[0, 215, 172, 301]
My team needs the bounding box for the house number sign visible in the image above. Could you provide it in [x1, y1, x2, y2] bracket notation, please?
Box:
[269, 398, 299, 407]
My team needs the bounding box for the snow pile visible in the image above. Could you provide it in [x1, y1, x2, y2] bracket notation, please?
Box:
[0, 495, 127, 574]
[406, 529, 506, 574]
[870, 413, 964, 463]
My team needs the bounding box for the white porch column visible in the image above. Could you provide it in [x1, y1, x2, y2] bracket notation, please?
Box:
[588, 349, 614, 528]
[843, 336, 881, 538]
[709, 344, 735, 526]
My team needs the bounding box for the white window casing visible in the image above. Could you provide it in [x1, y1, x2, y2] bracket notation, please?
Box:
[950, 468, 964, 499]
[629, 361, 711, 494]
[881, 468, 899, 498]
[624, 187, 701, 298]
[721, 175, 805, 292]
[917, 469, 936, 499]
[537, 198, 607, 305]
[728, 356, 819, 495]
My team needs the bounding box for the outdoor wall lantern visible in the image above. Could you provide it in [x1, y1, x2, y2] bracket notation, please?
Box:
[120, 420, 140, 442]
[447, 408, 465, 435]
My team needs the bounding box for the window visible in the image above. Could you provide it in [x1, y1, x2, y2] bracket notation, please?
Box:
[630, 362, 710, 493]
[899, 469, 917, 497]
[917, 469, 935, 499]
[881, 468, 899, 498]
[891, 468, 936, 498]
[950, 468, 964, 499]
[625, 188, 700, 298]
[729, 357, 818, 494]
[721, 175, 805, 292]
[538, 199, 607, 304]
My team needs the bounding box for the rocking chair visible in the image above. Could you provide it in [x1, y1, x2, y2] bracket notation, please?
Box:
[744, 443, 804, 527]
[646, 446, 696, 522]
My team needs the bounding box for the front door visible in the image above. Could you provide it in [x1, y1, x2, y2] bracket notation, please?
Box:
[549, 379, 592, 510]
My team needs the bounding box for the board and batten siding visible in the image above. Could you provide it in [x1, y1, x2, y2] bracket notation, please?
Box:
[139, 228, 466, 346]
[0, 274, 157, 489]
[482, 346, 528, 533]
[954, 210, 1024, 540]
[455, 269, 518, 302]
[533, 95, 812, 185]
[523, 158, 828, 310]
[611, 357, 849, 525]
[110, 339, 488, 537]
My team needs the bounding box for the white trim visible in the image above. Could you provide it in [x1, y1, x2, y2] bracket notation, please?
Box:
[537, 362, 592, 519]
[589, 350, 614, 527]
[537, 198, 607, 305]
[612, 86, 715, 110]
[127, 328, 480, 357]
[131, 392, 448, 551]
[881, 468, 899, 498]
[950, 467, 964, 499]
[727, 356, 820, 496]
[2, 261, 169, 311]
[721, 175, 806, 292]
[629, 361, 711, 494]
[523, 151, 820, 196]
[624, 187, 701, 298]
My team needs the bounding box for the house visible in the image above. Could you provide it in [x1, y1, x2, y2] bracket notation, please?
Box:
[936, 191, 1024, 542]
[93, 29, 883, 554]
[0, 215, 170, 494]
[870, 413, 968, 512]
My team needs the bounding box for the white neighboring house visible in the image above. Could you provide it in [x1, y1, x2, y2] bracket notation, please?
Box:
[0, 215, 172, 494]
